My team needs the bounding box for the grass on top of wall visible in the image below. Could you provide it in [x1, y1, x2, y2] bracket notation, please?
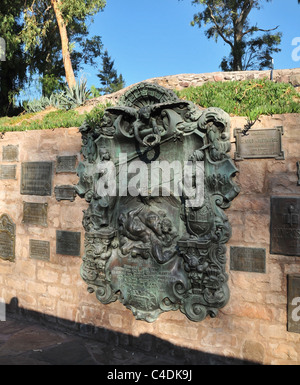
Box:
[176, 78, 300, 121]
[0, 78, 299, 133]
[0, 109, 86, 134]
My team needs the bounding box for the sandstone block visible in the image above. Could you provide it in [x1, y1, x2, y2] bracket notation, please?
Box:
[244, 213, 270, 244]
[290, 74, 300, 86]
[109, 313, 123, 329]
[158, 322, 198, 340]
[242, 340, 265, 363]
[37, 269, 59, 284]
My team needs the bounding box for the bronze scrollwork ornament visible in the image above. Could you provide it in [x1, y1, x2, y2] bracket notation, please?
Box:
[75, 83, 240, 322]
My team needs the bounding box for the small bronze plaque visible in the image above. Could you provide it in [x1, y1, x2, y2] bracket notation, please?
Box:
[230, 247, 266, 273]
[288, 275, 300, 334]
[29, 239, 50, 261]
[234, 127, 284, 160]
[0, 165, 16, 180]
[56, 230, 81, 256]
[270, 197, 300, 256]
[54, 185, 76, 202]
[22, 202, 48, 227]
[0, 214, 15, 262]
[297, 161, 300, 186]
[2, 145, 19, 162]
[56, 155, 77, 173]
[21, 162, 53, 196]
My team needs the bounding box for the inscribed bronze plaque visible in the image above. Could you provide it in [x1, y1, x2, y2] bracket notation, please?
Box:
[76, 83, 240, 323]
[22, 202, 48, 227]
[0, 165, 16, 180]
[0, 214, 15, 262]
[29, 239, 50, 261]
[54, 185, 76, 202]
[56, 230, 81, 256]
[230, 247, 266, 273]
[287, 275, 300, 334]
[2, 145, 19, 162]
[270, 197, 300, 256]
[234, 127, 284, 160]
[56, 155, 77, 173]
[21, 162, 53, 196]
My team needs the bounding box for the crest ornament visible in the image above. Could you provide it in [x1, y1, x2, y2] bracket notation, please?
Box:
[76, 83, 240, 322]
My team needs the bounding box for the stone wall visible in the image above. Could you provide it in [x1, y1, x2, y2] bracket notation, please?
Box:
[0, 113, 299, 365]
[0, 128, 87, 322]
[84, 68, 300, 108]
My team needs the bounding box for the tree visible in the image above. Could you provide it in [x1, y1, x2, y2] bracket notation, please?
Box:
[97, 50, 125, 94]
[23, 1, 103, 97]
[190, 0, 282, 71]
[0, 1, 27, 116]
[23, 0, 106, 89]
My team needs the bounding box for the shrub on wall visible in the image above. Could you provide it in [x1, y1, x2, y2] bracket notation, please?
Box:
[176, 79, 300, 121]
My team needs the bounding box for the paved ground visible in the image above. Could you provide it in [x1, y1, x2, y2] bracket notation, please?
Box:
[0, 315, 254, 366]
[0, 316, 176, 365]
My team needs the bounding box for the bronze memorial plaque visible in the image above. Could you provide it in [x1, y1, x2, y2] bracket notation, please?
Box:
[287, 275, 300, 334]
[22, 202, 48, 227]
[270, 197, 300, 256]
[56, 155, 77, 173]
[0, 165, 16, 180]
[29, 239, 50, 261]
[234, 127, 284, 161]
[230, 247, 266, 273]
[56, 230, 81, 256]
[54, 185, 76, 202]
[75, 83, 240, 323]
[0, 214, 15, 262]
[21, 162, 53, 196]
[2, 145, 19, 162]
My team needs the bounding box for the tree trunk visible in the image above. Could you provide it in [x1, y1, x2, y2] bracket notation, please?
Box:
[50, 0, 76, 89]
[232, 39, 244, 71]
[231, 1, 254, 71]
[232, 20, 244, 71]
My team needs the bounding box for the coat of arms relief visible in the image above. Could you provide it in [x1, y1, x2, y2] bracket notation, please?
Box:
[75, 83, 240, 323]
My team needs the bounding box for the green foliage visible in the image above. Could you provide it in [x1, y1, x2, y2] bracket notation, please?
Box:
[59, 0, 106, 24]
[85, 102, 113, 129]
[90, 85, 101, 98]
[97, 50, 125, 95]
[0, 1, 28, 116]
[190, 0, 281, 71]
[17, 1, 106, 101]
[40, 74, 64, 97]
[0, 110, 86, 133]
[0, 101, 113, 133]
[176, 79, 300, 121]
[24, 79, 91, 112]
[23, 96, 52, 113]
[56, 79, 91, 109]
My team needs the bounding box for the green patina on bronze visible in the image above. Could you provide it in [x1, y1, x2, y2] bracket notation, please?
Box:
[75, 83, 240, 322]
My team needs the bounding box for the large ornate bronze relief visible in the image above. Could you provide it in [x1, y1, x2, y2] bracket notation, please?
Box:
[76, 83, 240, 322]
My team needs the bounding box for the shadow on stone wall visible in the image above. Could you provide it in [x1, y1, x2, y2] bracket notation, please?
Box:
[6, 297, 258, 366]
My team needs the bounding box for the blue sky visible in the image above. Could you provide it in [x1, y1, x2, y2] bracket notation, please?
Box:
[81, 0, 300, 90]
